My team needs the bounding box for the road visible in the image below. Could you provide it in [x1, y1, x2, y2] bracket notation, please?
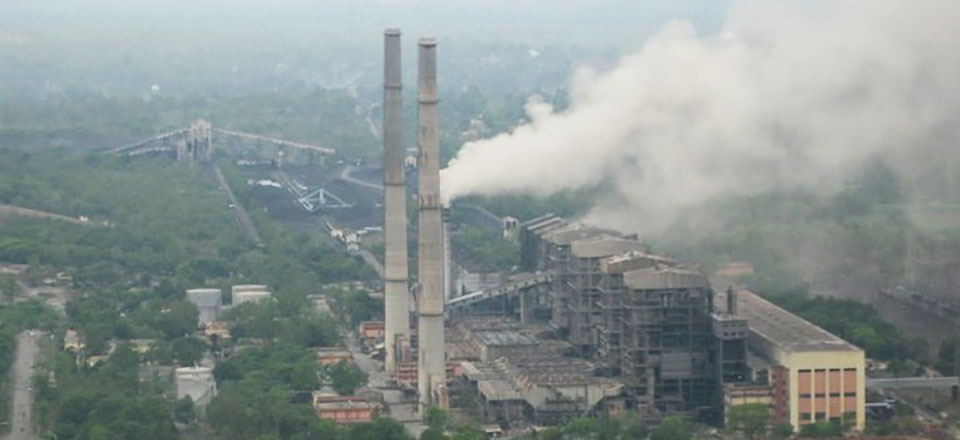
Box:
[4, 331, 41, 440]
[343, 334, 425, 437]
[210, 163, 263, 246]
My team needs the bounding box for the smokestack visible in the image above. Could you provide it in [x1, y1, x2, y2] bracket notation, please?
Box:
[727, 286, 738, 315]
[416, 36, 447, 411]
[383, 28, 410, 374]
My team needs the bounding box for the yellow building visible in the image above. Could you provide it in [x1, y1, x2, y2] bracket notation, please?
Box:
[718, 287, 866, 431]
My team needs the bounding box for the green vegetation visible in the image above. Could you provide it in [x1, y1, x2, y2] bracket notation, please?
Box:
[727, 403, 770, 440]
[451, 226, 519, 272]
[0, 301, 59, 427]
[328, 287, 384, 327]
[34, 344, 178, 440]
[938, 337, 959, 376]
[324, 360, 369, 396]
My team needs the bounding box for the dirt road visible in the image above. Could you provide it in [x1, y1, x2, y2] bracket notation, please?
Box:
[3, 331, 41, 440]
[0, 204, 84, 225]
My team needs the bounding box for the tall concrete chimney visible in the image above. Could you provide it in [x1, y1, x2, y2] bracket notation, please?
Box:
[383, 29, 410, 374]
[416, 37, 447, 411]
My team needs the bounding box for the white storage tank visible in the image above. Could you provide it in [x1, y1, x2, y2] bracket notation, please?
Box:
[233, 290, 272, 306]
[186, 288, 222, 327]
[176, 366, 216, 407]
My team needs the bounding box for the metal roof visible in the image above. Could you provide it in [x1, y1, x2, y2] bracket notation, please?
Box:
[715, 287, 861, 353]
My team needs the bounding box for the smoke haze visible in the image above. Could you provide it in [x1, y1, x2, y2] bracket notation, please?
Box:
[440, 0, 960, 233]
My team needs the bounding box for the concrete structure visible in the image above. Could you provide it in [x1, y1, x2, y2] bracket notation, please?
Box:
[176, 366, 217, 407]
[313, 392, 380, 424]
[186, 288, 222, 327]
[450, 216, 864, 429]
[233, 290, 271, 306]
[416, 36, 448, 411]
[383, 28, 411, 375]
[715, 287, 866, 431]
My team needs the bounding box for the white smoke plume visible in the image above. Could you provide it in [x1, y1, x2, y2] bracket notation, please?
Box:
[440, 0, 960, 233]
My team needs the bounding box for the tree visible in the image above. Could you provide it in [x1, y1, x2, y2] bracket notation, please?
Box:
[772, 422, 794, 439]
[421, 428, 449, 440]
[1, 275, 20, 302]
[728, 403, 770, 440]
[650, 416, 693, 440]
[170, 336, 207, 366]
[348, 417, 412, 440]
[425, 406, 449, 431]
[174, 396, 196, 424]
[938, 338, 958, 375]
[326, 360, 368, 395]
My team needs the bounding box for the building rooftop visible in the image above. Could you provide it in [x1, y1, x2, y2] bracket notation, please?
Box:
[569, 237, 647, 259]
[601, 251, 677, 274]
[474, 330, 540, 347]
[623, 267, 708, 290]
[716, 287, 860, 353]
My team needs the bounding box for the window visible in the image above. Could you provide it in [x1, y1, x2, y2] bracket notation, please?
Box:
[800, 393, 811, 398]
[843, 368, 856, 372]
[815, 412, 826, 421]
[844, 411, 857, 421]
[829, 368, 840, 372]
[829, 392, 841, 397]
[815, 368, 826, 373]
[815, 393, 825, 398]
[799, 369, 812, 373]
[800, 413, 812, 421]
[845, 392, 856, 397]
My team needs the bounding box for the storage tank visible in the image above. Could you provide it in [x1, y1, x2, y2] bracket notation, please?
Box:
[186, 288, 222, 327]
[233, 290, 272, 306]
[176, 366, 216, 407]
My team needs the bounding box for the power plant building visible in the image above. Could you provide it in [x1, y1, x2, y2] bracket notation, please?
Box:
[445, 216, 864, 431]
[368, 29, 862, 432]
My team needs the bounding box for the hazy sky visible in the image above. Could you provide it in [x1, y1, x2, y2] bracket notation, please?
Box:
[0, 0, 726, 48]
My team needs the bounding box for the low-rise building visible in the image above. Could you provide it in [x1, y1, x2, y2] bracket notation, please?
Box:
[313, 392, 379, 424]
[316, 348, 354, 366]
[358, 321, 385, 341]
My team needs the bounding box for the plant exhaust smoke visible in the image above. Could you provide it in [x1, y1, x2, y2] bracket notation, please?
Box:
[440, 0, 960, 233]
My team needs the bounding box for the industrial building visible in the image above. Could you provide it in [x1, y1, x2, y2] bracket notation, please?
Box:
[713, 287, 866, 430]
[439, 216, 865, 431]
[313, 392, 381, 424]
[186, 288, 222, 327]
